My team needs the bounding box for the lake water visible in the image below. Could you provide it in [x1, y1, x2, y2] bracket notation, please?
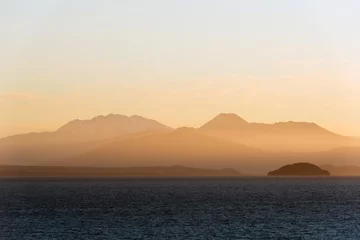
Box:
[1, 177, 360, 239]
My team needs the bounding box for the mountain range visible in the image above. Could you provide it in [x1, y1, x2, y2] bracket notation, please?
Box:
[0, 114, 171, 165]
[0, 113, 359, 175]
[199, 113, 353, 152]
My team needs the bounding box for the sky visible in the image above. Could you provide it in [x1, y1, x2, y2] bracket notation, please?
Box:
[1, 0, 360, 137]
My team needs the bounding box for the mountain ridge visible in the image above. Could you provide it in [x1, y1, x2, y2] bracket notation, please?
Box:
[198, 113, 351, 152]
[200, 113, 337, 135]
[63, 127, 267, 170]
[1, 113, 359, 174]
[1, 114, 172, 142]
[55, 113, 172, 140]
[0, 114, 172, 165]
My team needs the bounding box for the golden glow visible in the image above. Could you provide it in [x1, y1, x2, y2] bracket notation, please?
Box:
[1, 1, 360, 137]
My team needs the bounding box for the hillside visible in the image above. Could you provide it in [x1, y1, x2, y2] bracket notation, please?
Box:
[63, 127, 274, 172]
[199, 113, 355, 152]
[0, 114, 171, 165]
[55, 114, 171, 141]
[268, 163, 330, 176]
[1, 113, 359, 175]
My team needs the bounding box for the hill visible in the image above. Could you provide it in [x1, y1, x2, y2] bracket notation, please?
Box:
[55, 114, 171, 141]
[199, 113, 355, 152]
[1, 113, 359, 175]
[268, 163, 330, 176]
[63, 127, 272, 172]
[0, 114, 171, 165]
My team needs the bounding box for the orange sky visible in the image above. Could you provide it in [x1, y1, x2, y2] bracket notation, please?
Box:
[1, 1, 360, 137]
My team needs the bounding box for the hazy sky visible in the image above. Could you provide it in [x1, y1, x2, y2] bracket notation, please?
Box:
[1, 0, 360, 137]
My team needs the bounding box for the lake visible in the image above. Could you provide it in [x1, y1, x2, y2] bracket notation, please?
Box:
[1, 177, 360, 239]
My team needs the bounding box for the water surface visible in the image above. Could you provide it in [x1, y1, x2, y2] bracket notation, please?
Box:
[1, 177, 360, 239]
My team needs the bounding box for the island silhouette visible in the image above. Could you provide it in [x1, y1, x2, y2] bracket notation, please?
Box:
[268, 163, 330, 176]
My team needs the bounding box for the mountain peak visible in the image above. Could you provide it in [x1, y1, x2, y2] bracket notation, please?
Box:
[215, 113, 248, 121]
[131, 115, 144, 119]
[55, 113, 171, 140]
[200, 113, 248, 130]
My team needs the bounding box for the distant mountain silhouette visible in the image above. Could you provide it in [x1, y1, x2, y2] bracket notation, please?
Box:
[201, 113, 248, 130]
[1, 112, 359, 175]
[63, 127, 270, 171]
[56, 114, 171, 141]
[268, 163, 330, 176]
[199, 113, 354, 152]
[0, 165, 242, 177]
[0, 114, 171, 165]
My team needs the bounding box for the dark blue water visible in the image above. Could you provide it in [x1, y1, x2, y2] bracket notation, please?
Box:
[1, 177, 360, 239]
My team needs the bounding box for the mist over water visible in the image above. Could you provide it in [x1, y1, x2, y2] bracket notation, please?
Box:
[1, 177, 360, 239]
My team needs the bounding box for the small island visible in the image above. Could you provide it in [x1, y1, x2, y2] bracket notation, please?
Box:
[268, 163, 330, 176]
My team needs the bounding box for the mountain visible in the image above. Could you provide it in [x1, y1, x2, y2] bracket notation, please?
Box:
[199, 113, 355, 152]
[0, 165, 242, 177]
[1, 112, 359, 174]
[200, 113, 248, 130]
[63, 127, 273, 172]
[0, 114, 172, 165]
[268, 163, 330, 176]
[55, 114, 171, 141]
[1, 114, 171, 143]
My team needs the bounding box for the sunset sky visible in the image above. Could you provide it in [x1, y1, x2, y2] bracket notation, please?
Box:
[1, 0, 360, 137]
